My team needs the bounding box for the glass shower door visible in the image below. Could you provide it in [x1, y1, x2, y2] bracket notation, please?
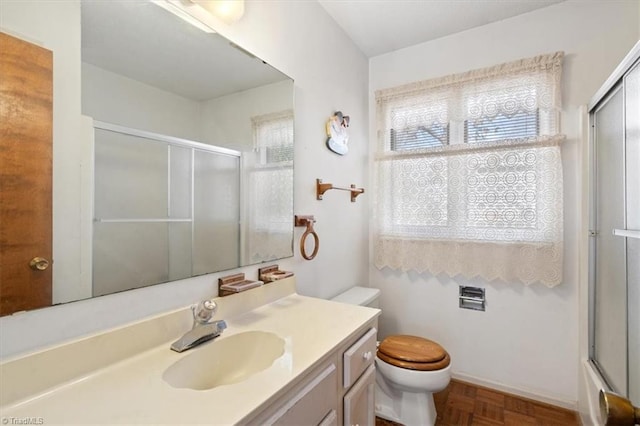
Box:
[93, 124, 241, 296]
[624, 61, 639, 405]
[192, 149, 240, 275]
[591, 58, 640, 407]
[592, 84, 627, 395]
[93, 128, 174, 296]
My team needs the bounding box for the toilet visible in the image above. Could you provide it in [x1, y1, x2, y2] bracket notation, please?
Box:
[331, 286, 451, 426]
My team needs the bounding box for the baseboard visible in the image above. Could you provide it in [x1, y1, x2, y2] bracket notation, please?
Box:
[451, 372, 578, 411]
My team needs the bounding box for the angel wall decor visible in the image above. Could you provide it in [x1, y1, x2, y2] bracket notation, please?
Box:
[326, 111, 350, 155]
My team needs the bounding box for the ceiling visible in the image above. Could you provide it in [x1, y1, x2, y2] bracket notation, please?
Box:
[80, 1, 566, 98]
[81, 1, 289, 101]
[318, 0, 565, 57]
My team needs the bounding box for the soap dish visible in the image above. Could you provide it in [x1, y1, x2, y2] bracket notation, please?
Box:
[218, 273, 263, 297]
[258, 265, 294, 283]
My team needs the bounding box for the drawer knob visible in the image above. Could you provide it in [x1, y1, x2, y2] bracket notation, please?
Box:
[363, 351, 372, 361]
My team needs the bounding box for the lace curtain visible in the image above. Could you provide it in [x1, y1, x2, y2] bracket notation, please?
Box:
[246, 110, 294, 262]
[374, 53, 565, 287]
[252, 110, 295, 161]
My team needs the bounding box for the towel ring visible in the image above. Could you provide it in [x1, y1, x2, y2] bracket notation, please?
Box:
[294, 215, 320, 260]
[300, 222, 319, 260]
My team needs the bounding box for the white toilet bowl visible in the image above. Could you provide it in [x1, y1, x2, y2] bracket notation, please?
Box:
[374, 334, 451, 426]
[330, 287, 451, 426]
[376, 355, 451, 393]
[375, 355, 451, 425]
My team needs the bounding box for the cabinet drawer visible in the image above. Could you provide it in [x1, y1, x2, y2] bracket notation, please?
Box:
[319, 409, 338, 426]
[266, 363, 337, 425]
[343, 328, 377, 388]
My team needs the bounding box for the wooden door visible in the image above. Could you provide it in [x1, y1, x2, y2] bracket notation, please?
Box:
[0, 31, 53, 315]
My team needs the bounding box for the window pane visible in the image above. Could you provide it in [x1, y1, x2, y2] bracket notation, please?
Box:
[464, 150, 538, 230]
[266, 145, 293, 163]
[465, 111, 539, 144]
[391, 124, 449, 150]
[377, 156, 448, 232]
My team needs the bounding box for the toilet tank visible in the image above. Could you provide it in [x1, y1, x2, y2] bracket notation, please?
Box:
[331, 286, 380, 308]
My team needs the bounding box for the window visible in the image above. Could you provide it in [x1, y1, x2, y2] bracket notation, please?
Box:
[374, 52, 565, 287]
[246, 111, 294, 263]
[252, 111, 294, 166]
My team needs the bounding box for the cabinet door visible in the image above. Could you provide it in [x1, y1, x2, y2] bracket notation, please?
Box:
[343, 365, 375, 426]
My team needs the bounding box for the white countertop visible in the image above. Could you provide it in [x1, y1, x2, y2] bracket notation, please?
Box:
[0, 279, 379, 425]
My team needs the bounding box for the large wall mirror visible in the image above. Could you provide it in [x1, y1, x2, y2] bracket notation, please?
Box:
[0, 0, 294, 316]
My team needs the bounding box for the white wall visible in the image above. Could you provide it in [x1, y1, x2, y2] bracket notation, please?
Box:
[200, 79, 293, 151]
[369, 0, 639, 407]
[0, 0, 369, 359]
[156, 0, 372, 301]
[199, 81, 295, 265]
[82, 61, 293, 151]
[82, 63, 202, 141]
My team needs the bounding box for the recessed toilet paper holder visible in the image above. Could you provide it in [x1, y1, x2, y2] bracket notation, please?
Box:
[459, 286, 485, 311]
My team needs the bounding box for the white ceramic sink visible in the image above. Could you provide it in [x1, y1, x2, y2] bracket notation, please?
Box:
[162, 331, 285, 390]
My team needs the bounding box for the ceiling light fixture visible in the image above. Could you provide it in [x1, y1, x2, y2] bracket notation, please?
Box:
[150, 0, 216, 33]
[191, 0, 245, 25]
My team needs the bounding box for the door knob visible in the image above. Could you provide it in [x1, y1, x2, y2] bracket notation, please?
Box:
[29, 257, 50, 271]
[600, 390, 640, 425]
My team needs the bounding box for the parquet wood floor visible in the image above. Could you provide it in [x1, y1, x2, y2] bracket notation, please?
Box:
[375, 379, 580, 426]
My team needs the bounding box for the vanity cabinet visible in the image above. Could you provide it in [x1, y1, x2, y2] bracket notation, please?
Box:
[0, 279, 381, 425]
[244, 321, 377, 426]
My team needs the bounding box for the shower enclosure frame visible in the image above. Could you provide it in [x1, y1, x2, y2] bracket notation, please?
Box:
[92, 120, 243, 296]
[587, 41, 640, 406]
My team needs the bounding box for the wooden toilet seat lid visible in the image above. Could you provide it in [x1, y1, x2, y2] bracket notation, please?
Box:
[377, 335, 451, 371]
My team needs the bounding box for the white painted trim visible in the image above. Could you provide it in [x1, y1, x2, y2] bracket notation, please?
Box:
[79, 116, 95, 302]
[451, 372, 577, 410]
[579, 104, 597, 426]
[588, 39, 640, 110]
[581, 359, 607, 426]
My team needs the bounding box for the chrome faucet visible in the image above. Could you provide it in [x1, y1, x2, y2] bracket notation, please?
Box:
[170, 300, 227, 353]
